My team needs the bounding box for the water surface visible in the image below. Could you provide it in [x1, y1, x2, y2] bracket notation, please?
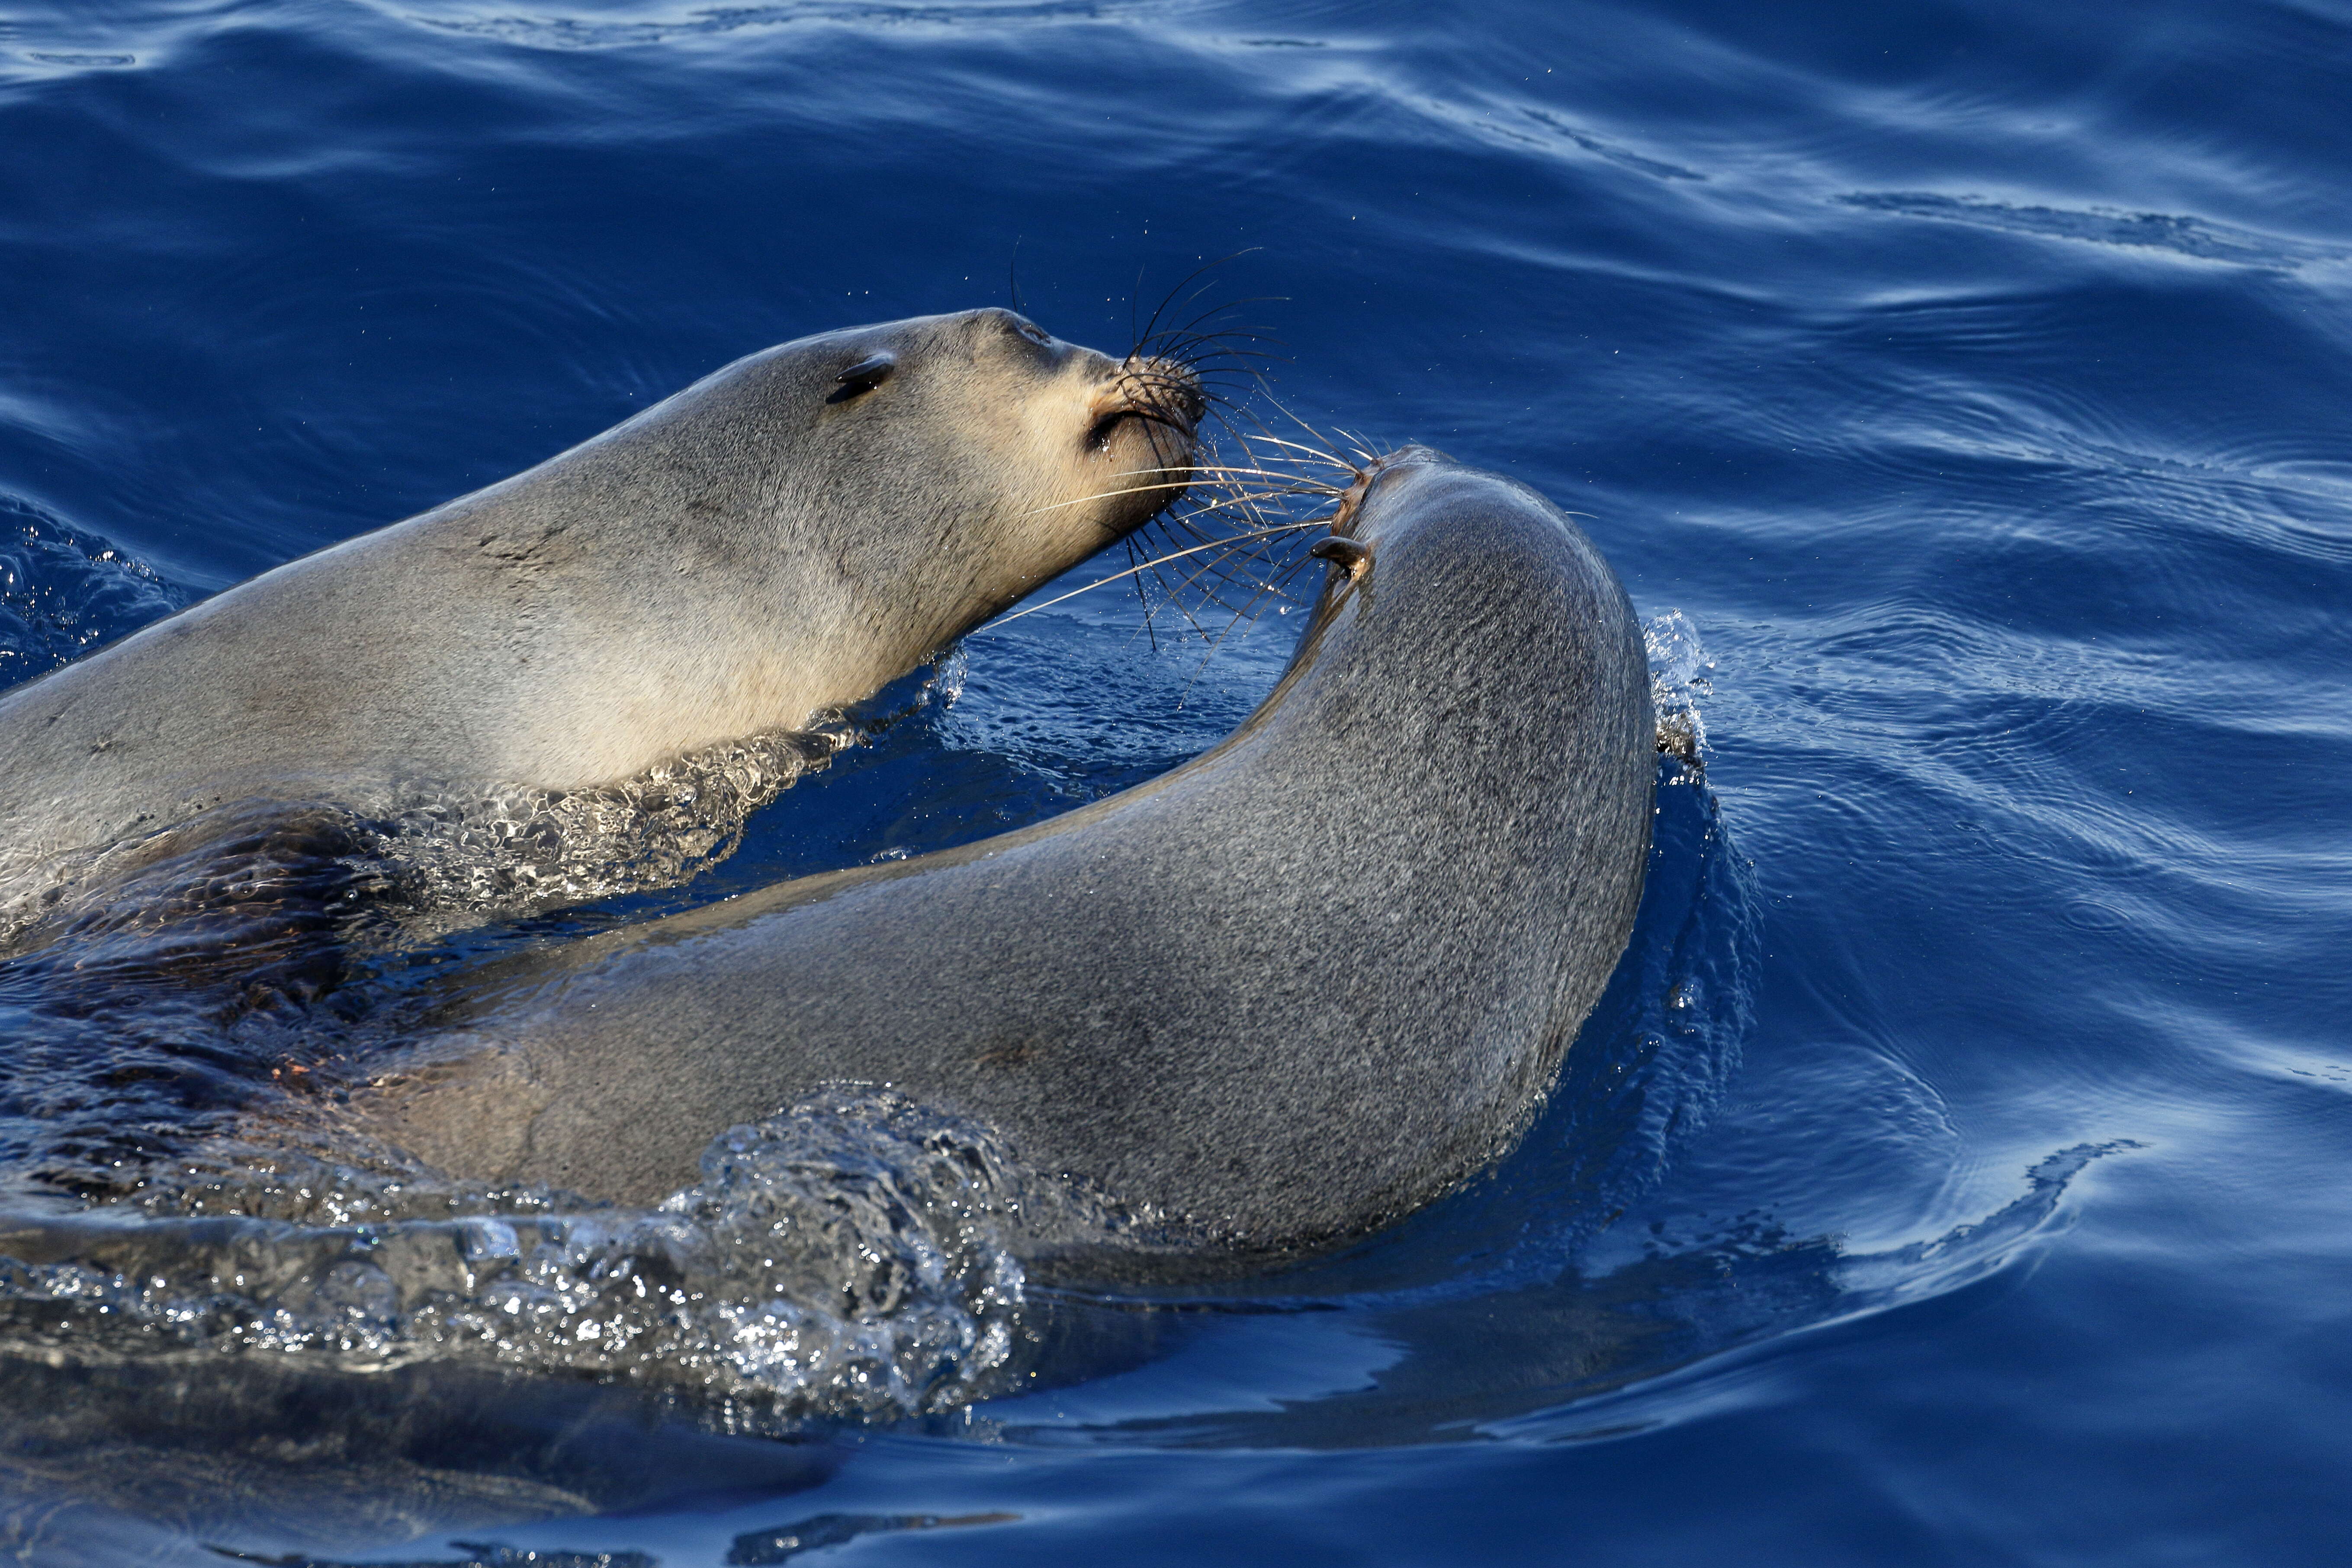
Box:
[3, 0, 2349, 1562]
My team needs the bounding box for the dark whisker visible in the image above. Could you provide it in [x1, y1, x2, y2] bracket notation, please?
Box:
[1147, 305, 1290, 350]
[1137, 330, 1289, 361]
[1130, 262, 1146, 358]
[1237, 434, 1359, 472]
[973, 519, 1334, 633]
[1138, 514, 1288, 611]
[1125, 534, 1158, 653]
[1173, 550, 1327, 710]
[1144, 514, 1295, 610]
[1128, 544, 1298, 649]
[1133, 251, 1263, 356]
[1145, 557, 1216, 641]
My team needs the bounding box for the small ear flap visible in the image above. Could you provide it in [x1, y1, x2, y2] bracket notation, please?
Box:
[828, 352, 897, 402]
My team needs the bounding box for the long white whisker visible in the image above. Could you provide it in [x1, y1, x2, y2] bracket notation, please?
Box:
[1174, 552, 1324, 710]
[1235, 434, 1360, 471]
[1176, 466, 1344, 492]
[1093, 460, 1343, 492]
[1251, 389, 1346, 453]
[1141, 517, 1305, 622]
[1151, 513, 1290, 594]
[1177, 491, 1343, 522]
[1020, 479, 1237, 517]
[972, 522, 1333, 632]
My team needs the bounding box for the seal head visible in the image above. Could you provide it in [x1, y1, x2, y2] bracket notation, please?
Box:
[0, 309, 1199, 941]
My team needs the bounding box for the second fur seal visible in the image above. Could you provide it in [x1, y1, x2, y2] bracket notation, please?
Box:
[361, 449, 1655, 1258]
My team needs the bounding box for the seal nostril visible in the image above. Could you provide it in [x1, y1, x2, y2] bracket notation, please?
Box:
[829, 353, 896, 402]
[1309, 535, 1374, 581]
[1119, 354, 1205, 437]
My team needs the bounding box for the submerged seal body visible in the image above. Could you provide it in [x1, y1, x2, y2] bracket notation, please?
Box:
[0, 310, 1196, 939]
[364, 450, 1655, 1257]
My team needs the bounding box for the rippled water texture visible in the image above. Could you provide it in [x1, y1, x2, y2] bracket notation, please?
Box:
[3, 0, 2350, 1562]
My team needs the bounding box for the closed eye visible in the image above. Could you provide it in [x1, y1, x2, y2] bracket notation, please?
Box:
[829, 352, 896, 402]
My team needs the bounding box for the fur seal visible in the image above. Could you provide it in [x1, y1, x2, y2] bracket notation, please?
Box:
[358, 449, 1655, 1259]
[0, 310, 1199, 944]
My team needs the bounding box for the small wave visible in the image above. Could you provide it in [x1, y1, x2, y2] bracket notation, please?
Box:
[22, 51, 136, 67]
[1521, 108, 1706, 182]
[299, 651, 966, 923]
[724, 1510, 1017, 1564]
[0, 1087, 1076, 1423]
[1837, 192, 2336, 269]
[1831, 1141, 2142, 1309]
[970, 1139, 2129, 1451]
[216, 1546, 657, 1568]
[1645, 609, 1711, 764]
[1530, 742, 1758, 1253]
[0, 650, 973, 970]
[387, 0, 1107, 50]
[939, 615, 1273, 786]
[356, 725, 849, 926]
[0, 499, 194, 694]
[0, 727, 839, 968]
[1413, 95, 1708, 185]
[208, 1512, 1017, 1568]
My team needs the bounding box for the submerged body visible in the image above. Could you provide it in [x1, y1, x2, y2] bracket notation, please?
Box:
[0, 309, 1195, 941]
[363, 452, 1655, 1257]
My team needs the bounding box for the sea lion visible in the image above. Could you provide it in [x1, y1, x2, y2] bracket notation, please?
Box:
[0, 310, 1200, 946]
[357, 449, 1654, 1260]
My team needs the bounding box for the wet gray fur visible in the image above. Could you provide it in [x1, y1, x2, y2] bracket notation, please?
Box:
[363, 453, 1655, 1257]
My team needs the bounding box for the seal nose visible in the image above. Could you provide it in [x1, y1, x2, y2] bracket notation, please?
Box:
[1120, 353, 1205, 436]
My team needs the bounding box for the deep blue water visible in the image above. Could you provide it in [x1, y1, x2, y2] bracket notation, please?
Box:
[4, 0, 2352, 1562]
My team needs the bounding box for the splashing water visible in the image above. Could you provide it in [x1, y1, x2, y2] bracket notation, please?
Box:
[0, 499, 194, 688]
[1645, 609, 1711, 765]
[0, 643, 973, 960]
[352, 723, 853, 927]
[0, 1087, 1091, 1424]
